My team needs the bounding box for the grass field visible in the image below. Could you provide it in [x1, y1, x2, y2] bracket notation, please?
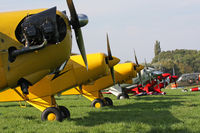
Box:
[0, 88, 200, 133]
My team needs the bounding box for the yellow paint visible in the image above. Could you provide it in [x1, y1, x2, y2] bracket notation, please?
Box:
[108, 56, 120, 68]
[0, 8, 72, 91]
[62, 63, 144, 102]
[0, 87, 24, 102]
[95, 103, 101, 108]
[83, 91, 103, 101]
[47, 113, 56, 121]
[124, 79, 133, 84]
[0, 53, 119, 112]
[27, 96, 57, 112]
[0, 56, 7, 89]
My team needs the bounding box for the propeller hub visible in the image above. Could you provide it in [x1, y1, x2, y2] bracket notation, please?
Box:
[136, 65, 144, 73]
[107, 56, 120, 68]
[78, 14, 88, 27]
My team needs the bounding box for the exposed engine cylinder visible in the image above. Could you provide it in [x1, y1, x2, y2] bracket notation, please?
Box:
[10, 7, 67, 62]
[15, 7, 67, 47]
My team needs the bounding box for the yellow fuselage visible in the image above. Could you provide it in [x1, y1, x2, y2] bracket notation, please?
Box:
[0, 9, 71, 91]
[0, 53, 119, 103]
[62, 63, 144, 101]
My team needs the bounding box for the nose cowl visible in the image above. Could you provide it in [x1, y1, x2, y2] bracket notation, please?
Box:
[107, 56, 120, 68]
[136, 65, 144, 72]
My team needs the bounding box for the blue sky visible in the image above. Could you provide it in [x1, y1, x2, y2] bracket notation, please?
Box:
[1, 0, 200, 63]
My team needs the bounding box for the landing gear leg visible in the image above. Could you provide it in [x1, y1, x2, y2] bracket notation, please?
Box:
[26, 95, 70, 122]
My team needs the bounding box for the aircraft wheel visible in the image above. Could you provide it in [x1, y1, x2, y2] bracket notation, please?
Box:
[59, 106, 70, 119]
[91, 99, 104, 108]
[104, 97, 113, 106]
[124, 93, 129, 99]
[41, 107, 63, 122]
[117, 93, 129, 100]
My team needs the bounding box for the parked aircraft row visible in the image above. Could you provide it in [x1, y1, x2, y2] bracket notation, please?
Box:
[0, 0, 177, 121]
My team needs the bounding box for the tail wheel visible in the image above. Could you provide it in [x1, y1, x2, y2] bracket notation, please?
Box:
[117, 93, 129, 100]
[91, 99, 105, 108]
[59, 106, 70, 119]
[104, 97, 113, 106]
[41, 107, 63, 122]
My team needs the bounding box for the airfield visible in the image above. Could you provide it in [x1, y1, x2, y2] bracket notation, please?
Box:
[0, 88, 200, 133]
[0, 0, 200, 132]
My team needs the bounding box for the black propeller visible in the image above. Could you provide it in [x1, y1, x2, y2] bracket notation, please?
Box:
[106, 33, 115, 84]
[67, 0, 88, 69]
[107, 34, 113, 60]
[134, 49, 143, 86]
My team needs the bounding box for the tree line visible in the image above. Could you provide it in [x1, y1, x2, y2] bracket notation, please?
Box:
[151, 41, 200, 76]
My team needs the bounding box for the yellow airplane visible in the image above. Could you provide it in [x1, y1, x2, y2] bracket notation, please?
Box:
[62, 62, 144, 108]
[61, 46, 144, 109]
[0, 34, 120, 121]
[0, 0, 88, 94]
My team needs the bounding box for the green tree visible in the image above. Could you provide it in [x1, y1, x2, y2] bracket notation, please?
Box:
[151, 49, 200, 76]
[154, 40, 161, 56]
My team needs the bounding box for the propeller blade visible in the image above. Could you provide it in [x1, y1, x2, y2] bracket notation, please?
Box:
[75, 28, 88, 69]
[134, 49, 143, 86]
[105, 33, 115, 84]
[67, 0, 79, 28]
[134, 49, 139, 66]
[110, 67, 115, 85]
[67, 0, 88, 69]
[107, 33, 113, 60]
[105, 33, 116, 85]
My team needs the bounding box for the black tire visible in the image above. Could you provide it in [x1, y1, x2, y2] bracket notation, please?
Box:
[41, 107, 63, 122]
[117, 93, 129, 100]
[124, 93, 129, 99]
[59, 106, 70, 119]
[104, 97, 113, 106]
[91, 99, 105, 108]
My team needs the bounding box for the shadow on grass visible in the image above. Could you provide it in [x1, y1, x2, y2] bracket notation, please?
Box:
[147, 127, 191, 133]
[23, 115, 38, 120]
[133, 96, 184, 101]
[0, 104, 32, 108]
[56, 95, 83, 101]
[166, 94, 197, 96]
[72, 100, 187, 132]
[2, 114, 38, 121]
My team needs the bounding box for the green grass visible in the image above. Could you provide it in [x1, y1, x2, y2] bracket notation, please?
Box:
[1, 88, 200, 133]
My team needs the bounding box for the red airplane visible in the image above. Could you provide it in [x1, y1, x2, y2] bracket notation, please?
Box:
[125, 73, 178, 96]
